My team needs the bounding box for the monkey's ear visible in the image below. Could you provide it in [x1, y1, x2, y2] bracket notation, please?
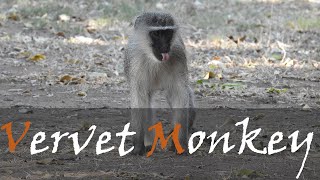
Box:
[133, 14, 144, 29]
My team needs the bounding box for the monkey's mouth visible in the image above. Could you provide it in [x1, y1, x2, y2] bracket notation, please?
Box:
[152, 48, 170, 62]
[161, 53, 170, 61]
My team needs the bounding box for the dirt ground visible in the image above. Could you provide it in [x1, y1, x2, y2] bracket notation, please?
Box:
[0, 108, 319, 179]
[0, 0, 320, 179]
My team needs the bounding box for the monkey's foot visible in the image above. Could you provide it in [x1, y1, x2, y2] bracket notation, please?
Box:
[131, 145, 152, 155]
[131, 145, 145, 155]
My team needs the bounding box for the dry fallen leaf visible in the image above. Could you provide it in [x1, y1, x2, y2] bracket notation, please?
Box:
[7, 12, 20, 21]
[228, 35, 246, 44]
[59, 75, 85, 85]
[56, 32, 65, 37]
[70, 77, 85, 85]
[28, 54, 46, 62]
[86, 26, 96, 33]
[238, 35, 246, 43]
[77, 91, 87, 97]
[216, 73, 223, 79]
[212, 56, 221, 60]
[60, 75, 72, 83]
[203, 71, 215, 79]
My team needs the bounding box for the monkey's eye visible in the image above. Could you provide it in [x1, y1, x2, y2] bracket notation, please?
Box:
[150, 31, 160, 38]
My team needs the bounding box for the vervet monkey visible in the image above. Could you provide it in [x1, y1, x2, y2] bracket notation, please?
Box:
[124, 12, 195, 155]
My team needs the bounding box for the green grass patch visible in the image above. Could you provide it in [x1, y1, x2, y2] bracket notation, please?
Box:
[266, 87, 288, 94]
[295, 17, 320, 30]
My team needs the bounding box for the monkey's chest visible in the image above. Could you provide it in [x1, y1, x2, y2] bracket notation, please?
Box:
[149, 69, 176, 91]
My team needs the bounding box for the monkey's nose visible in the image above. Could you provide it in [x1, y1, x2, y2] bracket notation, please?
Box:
[161, 53, 170, 61]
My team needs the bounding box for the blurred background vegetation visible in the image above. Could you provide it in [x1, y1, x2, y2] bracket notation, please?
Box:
[1, 0, 320, 36]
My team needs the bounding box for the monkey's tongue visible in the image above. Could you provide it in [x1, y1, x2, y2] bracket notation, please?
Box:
[161, 53, 170, 61]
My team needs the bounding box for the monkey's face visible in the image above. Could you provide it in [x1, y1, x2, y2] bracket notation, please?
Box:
[149, 29, 174, 62]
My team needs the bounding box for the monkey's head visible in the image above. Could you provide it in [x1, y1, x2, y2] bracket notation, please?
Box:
[134, 12, 177, 62]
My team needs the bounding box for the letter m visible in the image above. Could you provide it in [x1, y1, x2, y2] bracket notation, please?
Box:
[147, 122, 184, 157]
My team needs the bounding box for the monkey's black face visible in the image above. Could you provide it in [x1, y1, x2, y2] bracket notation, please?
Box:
[149, 29, 174, 61]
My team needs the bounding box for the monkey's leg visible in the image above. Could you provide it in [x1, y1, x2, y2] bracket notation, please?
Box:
[143, 104, 155, 152]
[187, 85, 196, 130]
[130, 89, 151, 155]
[166, 85, 189, 153]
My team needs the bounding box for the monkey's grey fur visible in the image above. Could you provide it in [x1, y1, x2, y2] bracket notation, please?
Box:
[124, 12, 195, 155]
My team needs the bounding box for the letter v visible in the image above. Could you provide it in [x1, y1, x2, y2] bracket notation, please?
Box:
[1, 121, 31, 153]
[68, 125, 96, 155]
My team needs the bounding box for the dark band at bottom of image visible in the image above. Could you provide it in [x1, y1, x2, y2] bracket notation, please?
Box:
[0, 108, 319, 179]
